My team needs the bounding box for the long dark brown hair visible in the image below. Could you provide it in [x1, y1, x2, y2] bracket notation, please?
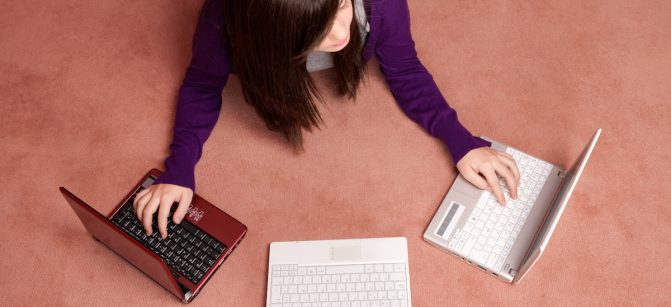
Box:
[223, 0, 366, 148]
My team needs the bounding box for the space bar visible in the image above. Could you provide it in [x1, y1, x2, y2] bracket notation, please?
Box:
[325, 265, 365, 274]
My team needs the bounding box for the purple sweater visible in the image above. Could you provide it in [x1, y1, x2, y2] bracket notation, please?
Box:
[155, 0, 490, 191]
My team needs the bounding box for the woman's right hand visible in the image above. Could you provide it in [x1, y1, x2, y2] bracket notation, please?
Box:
[456, 147, 520, 206]
[132, 183, 194, 239]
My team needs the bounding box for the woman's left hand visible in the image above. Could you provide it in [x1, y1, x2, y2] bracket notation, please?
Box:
[456, 147, 520, 206]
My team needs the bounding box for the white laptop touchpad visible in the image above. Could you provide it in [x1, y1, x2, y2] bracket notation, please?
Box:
[453, 175, 485, 198]
[331, 244, 362, 261]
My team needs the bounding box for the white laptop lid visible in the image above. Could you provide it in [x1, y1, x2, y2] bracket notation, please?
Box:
[514, 128, 602, 283]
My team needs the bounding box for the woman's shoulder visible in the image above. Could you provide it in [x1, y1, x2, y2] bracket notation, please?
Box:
[367, 0, 406, 8]
[199, 0, 226, 30]
[367, 0, 409, 19]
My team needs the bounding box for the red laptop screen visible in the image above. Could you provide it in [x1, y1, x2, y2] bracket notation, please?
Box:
[59, 187, 184, 300]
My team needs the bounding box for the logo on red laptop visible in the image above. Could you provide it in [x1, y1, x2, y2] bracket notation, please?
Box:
[186, 204, 207, 224]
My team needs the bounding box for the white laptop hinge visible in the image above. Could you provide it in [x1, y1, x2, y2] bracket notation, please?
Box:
[557, 170, 569, 179]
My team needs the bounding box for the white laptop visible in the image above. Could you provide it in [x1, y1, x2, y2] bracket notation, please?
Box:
[424, 128, 601, 283]
[266, 237, 412, 307]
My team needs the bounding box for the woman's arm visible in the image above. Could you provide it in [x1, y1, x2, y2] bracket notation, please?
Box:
[135, 0, 232, 238]
[374, 0, 488, 164]
[154, 0, 232, 190]
[374, 0, 519, 205]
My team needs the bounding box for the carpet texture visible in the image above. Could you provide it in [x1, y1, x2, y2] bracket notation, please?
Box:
[1, 0, 670, 306]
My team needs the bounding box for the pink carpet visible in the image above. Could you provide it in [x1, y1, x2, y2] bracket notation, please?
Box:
[2, 0, 670, 305]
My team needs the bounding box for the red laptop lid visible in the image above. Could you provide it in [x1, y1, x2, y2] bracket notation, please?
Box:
[59, 187, 185, 300]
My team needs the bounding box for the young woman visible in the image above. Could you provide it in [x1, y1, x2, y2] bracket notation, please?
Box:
[134, 0, 520, 239]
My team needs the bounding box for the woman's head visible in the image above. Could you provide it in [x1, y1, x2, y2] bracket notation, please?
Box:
[223, 0, 365, 148]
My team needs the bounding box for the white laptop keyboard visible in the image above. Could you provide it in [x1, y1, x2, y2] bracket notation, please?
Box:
[448, 147, 552, 272]
[268, 263, 410, 307]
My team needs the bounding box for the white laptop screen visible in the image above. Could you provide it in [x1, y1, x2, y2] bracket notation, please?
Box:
[521, 129, 601, 267]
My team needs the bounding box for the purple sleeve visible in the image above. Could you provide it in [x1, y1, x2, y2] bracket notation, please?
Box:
[154, 0, 232, 191]
[374, 0, 490, 164]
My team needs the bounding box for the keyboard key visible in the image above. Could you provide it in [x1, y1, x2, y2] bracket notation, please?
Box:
[271, 286, 281, 303]
[470, 249, 488, 264]
[185, 243, 196, 253]
[213, 242, 225, 254]
[326, 265, 364, 274]
[388, 273, 405, 281]
[188, 265, 199, 276]
[339, 292, 348, 301]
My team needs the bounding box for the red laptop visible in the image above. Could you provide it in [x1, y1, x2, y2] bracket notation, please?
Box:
[59, 169, 247, 303]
